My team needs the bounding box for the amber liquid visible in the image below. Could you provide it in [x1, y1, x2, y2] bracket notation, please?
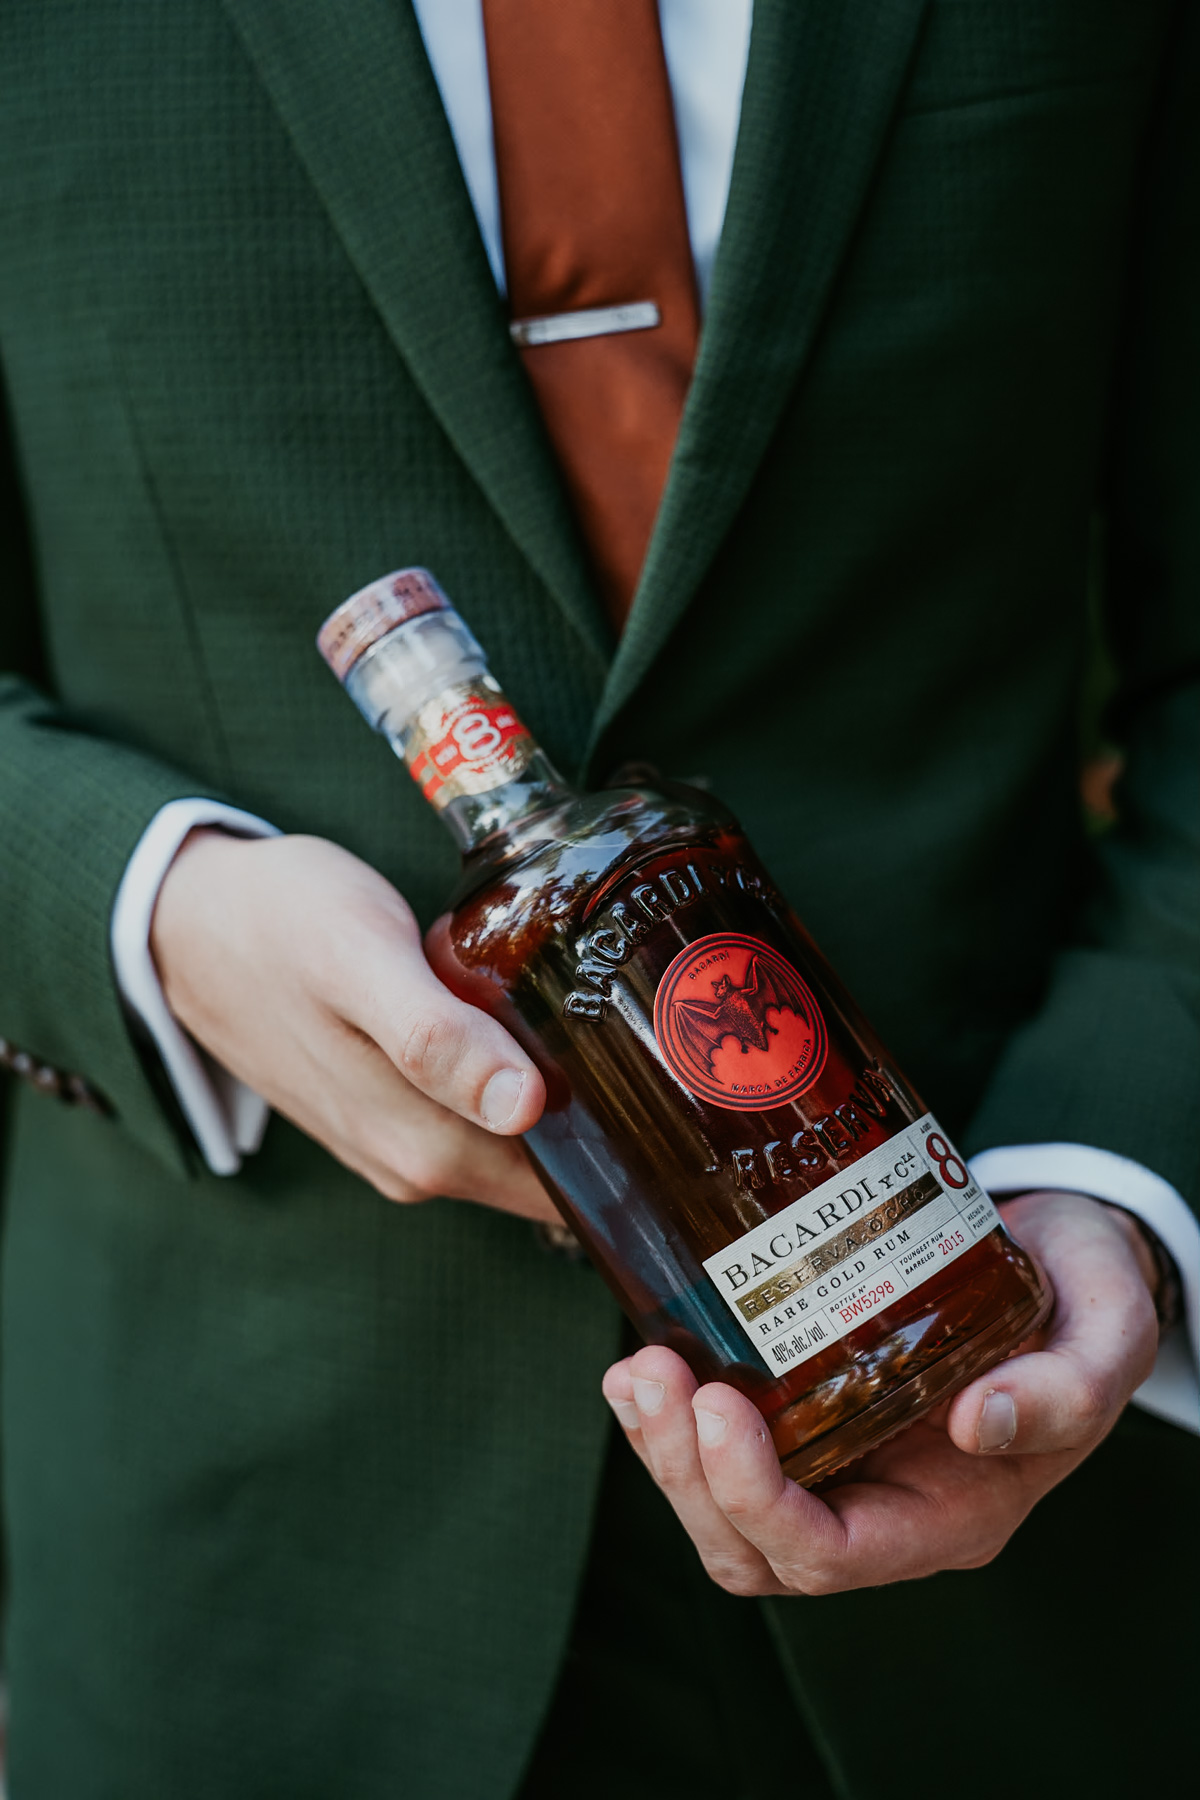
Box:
[432, 781, 1050, 1485]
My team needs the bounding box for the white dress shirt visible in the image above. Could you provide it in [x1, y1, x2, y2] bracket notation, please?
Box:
[111, 0, 1198, 1432]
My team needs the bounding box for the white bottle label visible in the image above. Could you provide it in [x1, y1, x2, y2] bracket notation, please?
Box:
[702, 1113, 1001, 1376]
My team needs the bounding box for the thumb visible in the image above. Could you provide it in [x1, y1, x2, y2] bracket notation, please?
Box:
[946, 1193, 1158, 1458]
[340, 905, 546, 1136]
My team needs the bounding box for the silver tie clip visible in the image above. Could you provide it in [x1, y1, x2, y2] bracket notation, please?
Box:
[509, 300, 661, 348]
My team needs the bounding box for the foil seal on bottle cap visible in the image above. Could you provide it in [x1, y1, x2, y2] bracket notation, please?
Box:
[316, 568, 450, 683]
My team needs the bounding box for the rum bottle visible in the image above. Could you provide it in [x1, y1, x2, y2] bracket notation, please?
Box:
[318, 569, 1051, 1486]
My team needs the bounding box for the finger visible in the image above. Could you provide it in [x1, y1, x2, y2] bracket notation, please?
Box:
[331, 911, 547, 1138]
[266, 1011, 561, 1220]
[947, 1193, 1159, 1458]
[610, 1363, 1063, 1593]
[793, 1423, 1054, 1586]
[684, 1378, 860, 1593]
[602, 1348, 787, 1596]
[698, 1399, 1066, 1590]
[609, 1355, 982, 1595]
[599, 1358, 648, 1455]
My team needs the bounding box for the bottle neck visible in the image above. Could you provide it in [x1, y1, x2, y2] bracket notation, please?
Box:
[397, 668, 574, 853]
[435, 737, 574, 855]
[342, 616, 575, 855]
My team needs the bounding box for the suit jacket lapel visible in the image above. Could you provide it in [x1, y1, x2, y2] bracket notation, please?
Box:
[221, 0, 610, 666]
[588, 0, 930, 754]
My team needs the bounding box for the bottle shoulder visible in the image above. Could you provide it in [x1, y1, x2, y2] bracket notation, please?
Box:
[448, 782, 735, 909]
[446, 783, 743, 963]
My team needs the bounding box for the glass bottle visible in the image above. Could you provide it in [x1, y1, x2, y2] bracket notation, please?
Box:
[318, 569, 1051, 1486]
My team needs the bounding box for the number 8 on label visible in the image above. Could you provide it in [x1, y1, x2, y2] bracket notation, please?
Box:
[925, 1131, 969, 1189]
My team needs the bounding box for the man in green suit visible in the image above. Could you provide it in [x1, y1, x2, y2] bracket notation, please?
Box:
[1, 2, 1196, 1796]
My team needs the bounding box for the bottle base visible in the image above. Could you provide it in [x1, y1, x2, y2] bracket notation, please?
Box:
[775, 1287, 1051, 1489]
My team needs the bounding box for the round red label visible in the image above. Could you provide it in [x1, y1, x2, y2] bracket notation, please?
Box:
[653, 933, 828, 1112]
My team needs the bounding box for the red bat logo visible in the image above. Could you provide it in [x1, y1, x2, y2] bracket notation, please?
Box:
[672, 953, 813, 1078]
[654, 933, 828, 1112]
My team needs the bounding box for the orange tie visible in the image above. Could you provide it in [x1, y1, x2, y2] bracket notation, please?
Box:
[482, 0, 701, 626]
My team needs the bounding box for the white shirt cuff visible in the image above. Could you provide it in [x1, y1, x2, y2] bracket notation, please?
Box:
[111, 799, 280, 1176]
[969, 1142, 1200, 1436]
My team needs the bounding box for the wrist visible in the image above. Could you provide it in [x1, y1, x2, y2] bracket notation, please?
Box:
[149, 827, 250, 1018]
[1006, 1189, 1178, 1332]
[1098, 1202, 1182, 1332]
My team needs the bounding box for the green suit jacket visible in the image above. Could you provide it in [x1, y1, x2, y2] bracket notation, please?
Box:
[1, 3, 1197, 1796]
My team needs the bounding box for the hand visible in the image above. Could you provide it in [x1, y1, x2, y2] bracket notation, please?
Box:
[601, 1190, 1160, 1593]
[150, 830, 557, 1220]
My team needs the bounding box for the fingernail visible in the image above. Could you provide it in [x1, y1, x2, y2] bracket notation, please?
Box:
[978, 1389, 1017, 1452]
[605, 1396, 640, 1431]
[694, 1407, 728, 1447]
[631, 1376, 665, 1416]
[481, 1068, 525, 1130]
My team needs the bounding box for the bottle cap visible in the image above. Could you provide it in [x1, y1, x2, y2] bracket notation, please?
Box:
[316, 568, 450, 682]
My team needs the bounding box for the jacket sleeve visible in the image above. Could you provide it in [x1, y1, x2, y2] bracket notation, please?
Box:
[0, 375, 228, 1179]
[964, 6, 1200, 1217]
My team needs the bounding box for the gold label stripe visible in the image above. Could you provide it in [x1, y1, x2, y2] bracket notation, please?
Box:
[737, 1172, 942, 1321]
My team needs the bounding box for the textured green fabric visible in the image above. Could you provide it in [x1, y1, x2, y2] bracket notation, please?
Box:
[3, 1099, 619, 1799]
[767, 1400, 1199, 1798]
[517, 1425, 837, 1800]
[518, 1405, 1198, 1800]
[0, 1, 1197, 1795]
